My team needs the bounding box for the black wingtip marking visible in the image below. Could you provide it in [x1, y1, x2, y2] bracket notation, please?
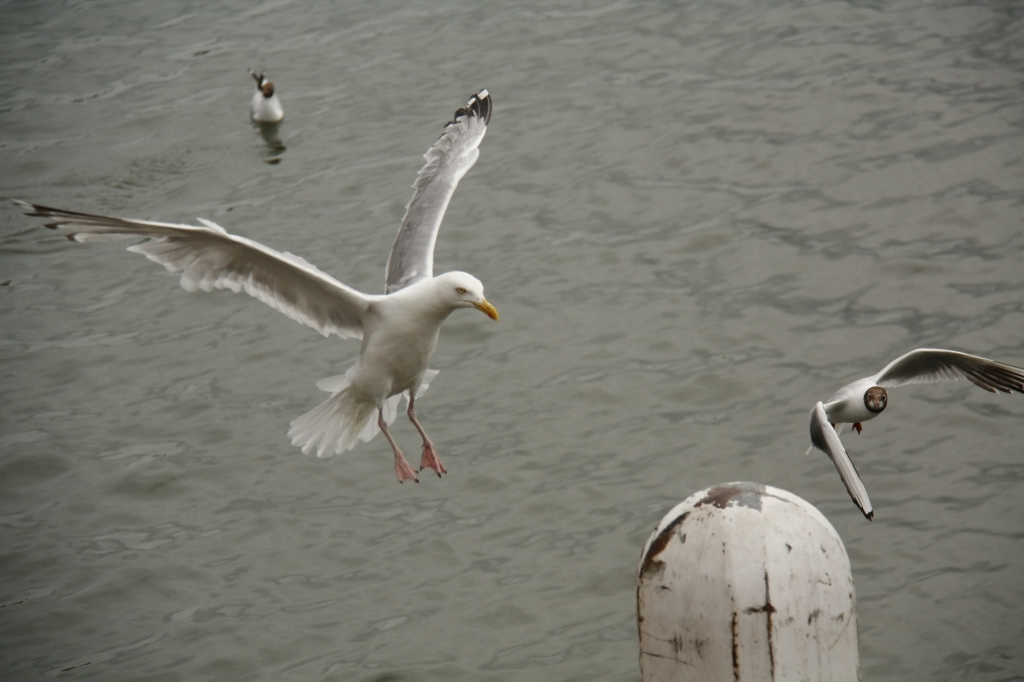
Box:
[472, 89, 492, 125]
[13, 199, 41, 217]
[19, 202, 127, 225]
[445, 89, 492, 128]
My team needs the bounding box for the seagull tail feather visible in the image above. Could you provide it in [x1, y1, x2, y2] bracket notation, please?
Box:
[287, 369, 441, 458]
[288, 381, 377, 458]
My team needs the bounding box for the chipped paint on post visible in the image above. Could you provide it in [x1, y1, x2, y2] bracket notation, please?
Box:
[637, 482, 859, 682]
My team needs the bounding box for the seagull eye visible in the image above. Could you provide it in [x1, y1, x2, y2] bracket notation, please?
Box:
[456, 287, 467, 295]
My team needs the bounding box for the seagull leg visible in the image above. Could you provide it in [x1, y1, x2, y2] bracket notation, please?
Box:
[407, 395, 446, 477]
[852, 422, 863, 434]
[379, 409, 418, 484]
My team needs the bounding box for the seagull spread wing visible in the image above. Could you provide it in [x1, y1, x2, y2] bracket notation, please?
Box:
[384, 89, 491, 294]
[810, 401, 874, 520]
[872, 348, 1024, 393]
[18, 201, 370, 340]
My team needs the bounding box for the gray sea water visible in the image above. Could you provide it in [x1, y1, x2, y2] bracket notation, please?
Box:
[2, 0, 1023, 680]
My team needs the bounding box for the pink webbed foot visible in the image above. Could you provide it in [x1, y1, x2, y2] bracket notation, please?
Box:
[394, 453, 420, 484]
[407, 395, 446, 478]
[419, 442, 447, 477]
[853, 422, 863, 434]
[379, 408, 418, 484]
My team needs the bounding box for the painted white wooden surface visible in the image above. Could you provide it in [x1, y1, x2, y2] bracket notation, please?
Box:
[637, 482, 859, 682]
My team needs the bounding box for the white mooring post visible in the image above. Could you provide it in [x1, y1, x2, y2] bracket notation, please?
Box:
[637, 482, 859, 682]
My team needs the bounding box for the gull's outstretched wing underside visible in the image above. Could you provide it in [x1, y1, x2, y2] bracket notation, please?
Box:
[810, 401, 874, 520]
[18, 201, 369, 340]
[384, 89, 491, 294]
[872, 348, 1024, 393]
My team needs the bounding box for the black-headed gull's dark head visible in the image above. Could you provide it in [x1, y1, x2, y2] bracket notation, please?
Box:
[863, 386, 887, 414]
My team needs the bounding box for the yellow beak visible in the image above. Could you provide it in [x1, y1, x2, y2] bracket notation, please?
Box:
[473, 299, 499, 321]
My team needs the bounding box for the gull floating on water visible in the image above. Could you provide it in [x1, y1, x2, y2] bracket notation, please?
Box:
[18, 89, 496, 483]
[808, 348, 1024, 520]
[249, 69, 284, 123]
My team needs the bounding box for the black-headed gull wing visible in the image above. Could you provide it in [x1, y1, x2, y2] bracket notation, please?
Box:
[810, 401, 874, 520]
[384, 90, 491, 294]
[873, 348, 1024, 393]
[18, 201, 369, 340]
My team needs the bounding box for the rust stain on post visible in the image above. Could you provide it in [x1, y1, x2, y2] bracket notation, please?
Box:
[766, 570, 776, 680]
[732, 611, 740, 682]
[739, 570, 778, 679]
[640, 512, 689, 579]
[696, 482, 765, 512]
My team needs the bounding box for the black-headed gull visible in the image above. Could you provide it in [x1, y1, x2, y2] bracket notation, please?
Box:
[249, 69, 284, 123]
[18, 90, 496, 483]
[809, 348, 1024, 520]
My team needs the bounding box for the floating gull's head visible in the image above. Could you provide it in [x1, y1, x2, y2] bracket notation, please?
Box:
[436, 271, 498, 320]
[863, 386, 887, 414]
[261, 81, 275, 98]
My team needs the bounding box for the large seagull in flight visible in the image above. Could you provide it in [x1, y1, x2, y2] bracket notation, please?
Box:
[18, 89, 497, 483]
